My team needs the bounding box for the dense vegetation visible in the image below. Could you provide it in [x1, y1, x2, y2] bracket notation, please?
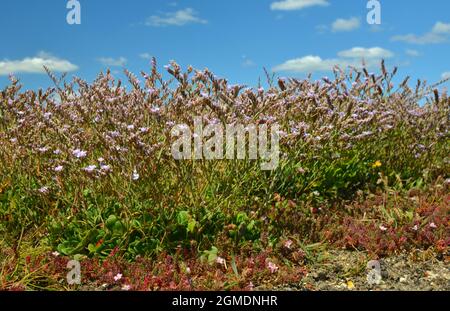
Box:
[0, 60, 448, 290]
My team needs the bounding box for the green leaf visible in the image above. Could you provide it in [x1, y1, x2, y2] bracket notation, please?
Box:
[57, 241, 77, 256]
[105, 215, 118, 230]
[177, 211, 189, 226]
[87, 243, 96, 253]
[231, 255, 239, 277]
[187, 219, 196, 234]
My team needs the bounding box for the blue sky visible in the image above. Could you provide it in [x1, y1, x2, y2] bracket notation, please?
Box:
[1, 0, 450, 90]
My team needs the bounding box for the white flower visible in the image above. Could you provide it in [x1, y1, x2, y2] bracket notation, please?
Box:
[83, 165, 97, 173]
[121, 284, 131, 291]
[38, 147, 49, 153]
[429, 222, 437, 229]
[140, 127, 149, 133]
[54, 165, 64, 172]
[216, 257, 226, 266]
[379, 225, 388, 231]
[132, 169, 140, 181]
[97, 157, 105, 163]
[113, 273, 122, 282]
[10, 138, 17, 143]
[53, 149, 61, 155]
[127, 124, 135, 130]
[52, 251, 60, 257]
[412, 224, 418, 231]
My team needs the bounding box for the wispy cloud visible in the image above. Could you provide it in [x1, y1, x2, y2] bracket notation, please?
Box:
[241, 55, 256, 68]
[332, 17, 360, 32]
[315, 24, 328, 34]
[405, 49, 421, 57]
[146, 8, 207, 27]
[273, 47, 394, 73]
[0, 51, 78, 76]
[97, 57, 127, 67]
[270, 0, 329, 11]
[337, 47, 393, 59]
[139, 53, 152, 60]
[392, 21, 450, 45]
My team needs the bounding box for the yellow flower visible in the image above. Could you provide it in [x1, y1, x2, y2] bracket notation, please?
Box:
[372, 160, 382, 168]
[347, 280, 355, 290]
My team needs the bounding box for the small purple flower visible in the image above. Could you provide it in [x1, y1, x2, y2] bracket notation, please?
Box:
[267, 261, 279, 274]
[73, 149, 87, 159]
[54, 165, 64, 172]
[100, 164, 111, 172]
[109, 131, 120, 138]
[83, 165, 97, 173]
[39, 187, 49, 194]
[150, 107, 160, 114]
[284, 240, 293, 249]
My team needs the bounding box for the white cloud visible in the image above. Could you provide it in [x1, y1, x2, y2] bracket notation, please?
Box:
[270, 0, 329, 11]
[273, 47, 394, 73]
[392, 21, 450, 45]
[0, 51, 78, 76]
[432, 22, 450, 34]
[332, 17, 360, 32]
[442, 72, 450, 79]
[139, 53, 152, 60]
[97, 57, 127, 67]
[405, 49, 420, 57]
[146, 8, 207, 27]
[392, 33, 446, 45]
[337, 47, 393, 59]
[273, 56, 344, 72]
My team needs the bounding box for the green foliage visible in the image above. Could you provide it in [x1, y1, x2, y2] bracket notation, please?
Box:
[0, 61, 448, 261]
